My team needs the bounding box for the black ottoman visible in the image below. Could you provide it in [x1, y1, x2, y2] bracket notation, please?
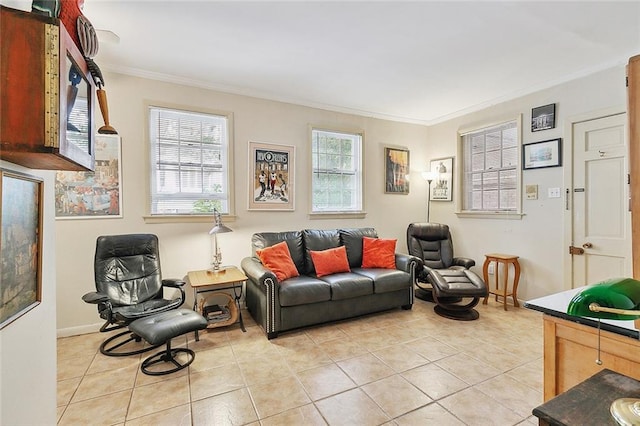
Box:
[129, 309, 208, 375]
[429, 269, 488, 321]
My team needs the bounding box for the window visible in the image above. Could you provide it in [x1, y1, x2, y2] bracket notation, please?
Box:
[149, 106, 230, 215]
[311, 128, 363, 213]
[460, 119, 520, 213]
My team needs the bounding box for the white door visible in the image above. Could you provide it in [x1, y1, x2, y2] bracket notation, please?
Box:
[571, 113, 631, 288]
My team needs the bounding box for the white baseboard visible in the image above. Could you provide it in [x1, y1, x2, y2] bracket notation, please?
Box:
[57, 323, 102, 338]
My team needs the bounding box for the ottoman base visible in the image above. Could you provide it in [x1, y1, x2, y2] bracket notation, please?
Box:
[140, 342, 195, 376]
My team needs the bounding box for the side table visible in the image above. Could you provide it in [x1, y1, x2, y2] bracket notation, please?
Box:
[482, 253, 520, 311]
[187, 266, 247, 340]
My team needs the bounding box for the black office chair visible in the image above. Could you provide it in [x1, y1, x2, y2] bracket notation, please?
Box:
[407, 223, 487, 320]
[82, 234, 186, 356]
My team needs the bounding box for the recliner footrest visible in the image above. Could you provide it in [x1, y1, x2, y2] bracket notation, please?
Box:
[129, 308, 208, 375]
[430, 269, 487, 298]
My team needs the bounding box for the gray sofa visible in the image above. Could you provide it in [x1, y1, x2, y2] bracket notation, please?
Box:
[240, 227, 419, 339]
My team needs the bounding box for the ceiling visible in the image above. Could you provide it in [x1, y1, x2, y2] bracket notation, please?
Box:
[4, 1, 640, 125]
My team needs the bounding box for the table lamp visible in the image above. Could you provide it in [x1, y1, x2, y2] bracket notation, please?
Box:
[567, 277, 640, 425]
[209, 208, 232, 271]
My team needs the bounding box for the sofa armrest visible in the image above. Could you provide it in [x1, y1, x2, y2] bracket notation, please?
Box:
[241, 257, 279, 286]
[453, 257, 476, 269]
[241, 256, 282, 338]
[395, 253, 421, 278]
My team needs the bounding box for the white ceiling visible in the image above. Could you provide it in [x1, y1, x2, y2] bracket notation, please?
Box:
[4, 1, 640, 124]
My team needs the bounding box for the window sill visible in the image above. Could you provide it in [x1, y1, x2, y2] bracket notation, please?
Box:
[455, 211, 524, 220]
[143, 214, 237, 224]
[308, 211, 367, 220]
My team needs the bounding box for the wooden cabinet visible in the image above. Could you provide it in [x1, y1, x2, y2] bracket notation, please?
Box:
[0, 6, 95, 171]
[542, 315, 640, 401]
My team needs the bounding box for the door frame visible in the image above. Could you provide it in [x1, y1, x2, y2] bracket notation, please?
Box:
[562, 105, 628, 291]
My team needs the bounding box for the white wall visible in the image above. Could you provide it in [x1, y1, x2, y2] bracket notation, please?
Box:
[56, 72, 431, 333]
[0, 162, 57, 425]
[56, 64, 628, 335]
[426, 66, 628, 301]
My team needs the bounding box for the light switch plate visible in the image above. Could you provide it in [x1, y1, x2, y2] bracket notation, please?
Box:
[548, 187, 561, 198]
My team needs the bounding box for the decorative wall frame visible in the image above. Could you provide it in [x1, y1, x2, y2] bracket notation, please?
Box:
[248, 141, 295, 211]
[55, 134, 122, 219]
[0, 169, 43, 329]
[523, 138, 562, 170]
[531, 103, 556, 132]
[385, 146, 410, 194]
[429, 156, 453, 201]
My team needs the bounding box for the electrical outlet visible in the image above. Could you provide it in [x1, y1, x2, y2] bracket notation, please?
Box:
[488, 263, 495, 274]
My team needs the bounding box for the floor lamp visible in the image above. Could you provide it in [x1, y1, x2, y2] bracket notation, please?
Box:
[422, 171, 437, 222]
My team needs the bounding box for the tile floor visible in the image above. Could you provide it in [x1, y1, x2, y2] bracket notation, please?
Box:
[57, 298, 543, 426]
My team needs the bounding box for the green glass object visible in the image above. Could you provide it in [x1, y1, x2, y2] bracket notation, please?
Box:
[567, 277, 640, 320]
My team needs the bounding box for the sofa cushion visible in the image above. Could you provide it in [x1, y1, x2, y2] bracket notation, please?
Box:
[361, 237, 397, 269]
[310, 246, 351, 278]
[339, 227, 378, 268]
[256, 241, 300, 282]
[319, 273, 374, 300]
[279, 276, 331, 307]
[252, 231, 305, 273]
[352, 268, 411, 293]
[302, 229, 340, 275]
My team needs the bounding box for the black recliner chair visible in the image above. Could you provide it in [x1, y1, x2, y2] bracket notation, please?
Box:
[82, 234, 186, 356]
[407, 223, 487, 320]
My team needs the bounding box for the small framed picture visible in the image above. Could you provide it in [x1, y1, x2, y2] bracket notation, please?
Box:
[531, 103, 556, 132]
[385, 146, 410, 194]
[429, 157, 453, 201]
[523, 138, 562, 170]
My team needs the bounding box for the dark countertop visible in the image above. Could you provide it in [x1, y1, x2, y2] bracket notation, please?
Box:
[532, 369, 640, 426]
[524, 287, 640, 339]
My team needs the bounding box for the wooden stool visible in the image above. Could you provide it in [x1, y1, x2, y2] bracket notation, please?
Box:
[482, 253, 520, 311]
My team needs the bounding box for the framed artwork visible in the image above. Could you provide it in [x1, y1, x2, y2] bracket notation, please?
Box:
[429, 157, 453, 201]
[523, 138, 562, 170]
[0, 169, 43, 329]
[385, 147, 410, 194]
[531, 103, 556, 132]
[55, 134, 122, 219]
[248, 141, 295, 211]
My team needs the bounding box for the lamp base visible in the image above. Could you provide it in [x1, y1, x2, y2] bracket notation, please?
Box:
[610, 398, 640, 425]
[209, 265, 230, 273]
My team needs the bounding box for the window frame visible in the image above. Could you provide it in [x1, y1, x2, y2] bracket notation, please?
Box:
[144, 102, 235, 223]
[456, 115, 523, 219]
[309, 126, 366, 219]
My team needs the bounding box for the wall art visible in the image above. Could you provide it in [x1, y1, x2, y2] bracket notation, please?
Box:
[55, 134, 122, 219]
[248, 141, 295, 211]
[0, 169, 43, 329]
[429, 156, 453, 201]
[385, 146, 410, 194]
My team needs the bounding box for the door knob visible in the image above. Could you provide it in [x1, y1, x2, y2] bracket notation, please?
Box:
[582, 242, 593, 249]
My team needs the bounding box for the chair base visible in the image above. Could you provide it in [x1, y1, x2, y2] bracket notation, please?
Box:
[434, 304, 480, 321]
[100, 330, 162, 357]
[141, 341, 195, 376]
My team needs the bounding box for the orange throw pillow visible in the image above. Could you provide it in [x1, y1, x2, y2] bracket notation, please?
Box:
[309, 246, 351, 277]
[361, 237, 397, 269]
[256, 241, 300, 282]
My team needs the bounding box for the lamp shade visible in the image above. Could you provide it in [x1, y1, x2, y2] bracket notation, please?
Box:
[567, 277, 640, 320]
[209, 223, 232, 234]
